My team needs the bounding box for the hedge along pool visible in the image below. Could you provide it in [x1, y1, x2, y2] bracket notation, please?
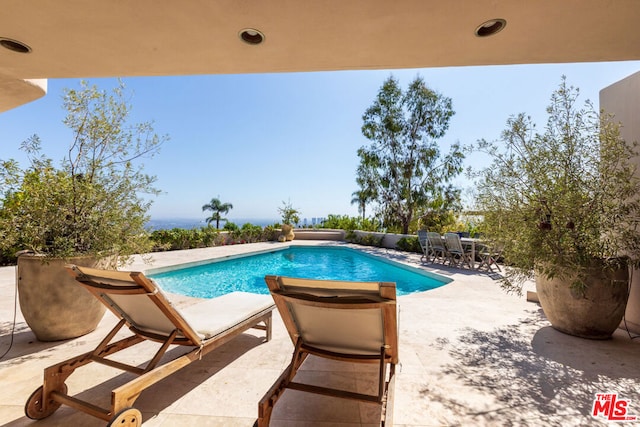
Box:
[148, 246, 452, 298]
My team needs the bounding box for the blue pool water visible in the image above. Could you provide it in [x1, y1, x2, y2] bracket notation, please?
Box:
[149, 246, 451, 298]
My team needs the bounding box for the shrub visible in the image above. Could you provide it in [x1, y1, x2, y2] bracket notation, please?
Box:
[149, 227, 221, 251]
[0, 80, 164, 265]
[321, 214, 382, 232]
[349, 232, 384, 247]
[474, 77, 640, 293]
[396, 236, 421, 253]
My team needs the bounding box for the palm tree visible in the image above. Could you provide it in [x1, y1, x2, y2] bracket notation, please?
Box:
[350, 190, 367, 222]
[351, 170, 378, 222]
[350, 186, 376, 222]
[202, 197, 233, 229]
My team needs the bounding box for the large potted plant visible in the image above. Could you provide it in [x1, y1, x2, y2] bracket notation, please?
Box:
[278, 200, 301, 241]
[474, 77, 640, 339]
[0, 80, 165, 341]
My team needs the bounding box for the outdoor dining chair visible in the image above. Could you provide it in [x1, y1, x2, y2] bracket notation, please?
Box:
[443, 232, 475, 269]
[478, 243, 503, 272]
[426, 232, 449, 264]
[417, 230, 430, 262]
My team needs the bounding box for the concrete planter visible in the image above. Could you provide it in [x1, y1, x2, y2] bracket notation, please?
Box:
[535, 263, 629, 339]
[623, 271, 640, 334]
[17, 254, 107, 341]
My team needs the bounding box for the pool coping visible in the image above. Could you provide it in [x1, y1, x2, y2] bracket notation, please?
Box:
[143, 245, 291, 275]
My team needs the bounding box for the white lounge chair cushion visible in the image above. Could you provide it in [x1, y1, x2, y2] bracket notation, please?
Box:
[180, 291, 274, 340]
[289, 304, 385, 355]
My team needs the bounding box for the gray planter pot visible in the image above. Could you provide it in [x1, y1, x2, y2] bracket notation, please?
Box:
[17, 254, 107, 341]
[535, 263, 629, 339]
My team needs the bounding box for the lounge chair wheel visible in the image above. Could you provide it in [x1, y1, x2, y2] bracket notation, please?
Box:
[25, 384, 68, 420]
[108, 407, 142, 427]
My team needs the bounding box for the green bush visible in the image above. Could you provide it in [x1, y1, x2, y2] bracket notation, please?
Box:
[150, 222, 281, 249]
[230, 223, 263, 243]
[261, 225, 279, 241]
[396, 236, 421, 253]
[321, 214, 381, 232]
[347, 232, 384, 247]
[0, 247, 16, 266]
[223, 222, 239, 232]
[0, 81, 164, 266]
[417, 210, 458, 234]
[344, 230, 358, 242]
[475, 78, 640, 293]
[150, 227, 221, 251]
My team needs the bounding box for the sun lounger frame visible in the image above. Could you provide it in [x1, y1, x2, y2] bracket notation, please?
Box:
[258, 275, 398, 427]
[25, 265, 273, 426]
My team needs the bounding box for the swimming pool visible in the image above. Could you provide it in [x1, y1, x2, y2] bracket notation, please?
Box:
[149, 246, 451, 298]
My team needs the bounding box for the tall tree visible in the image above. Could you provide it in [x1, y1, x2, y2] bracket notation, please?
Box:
[356, 75, 464, 234]
[202, 197, 233, 229]
[351, 168, 378, 222]
[0, 79, 165, 261]
[350, 190, 368, 222]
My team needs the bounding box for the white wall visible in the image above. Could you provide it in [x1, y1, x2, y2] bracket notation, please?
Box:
[600, 70, 640, 334]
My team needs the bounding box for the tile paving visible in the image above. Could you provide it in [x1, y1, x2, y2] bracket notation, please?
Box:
[1, 241, 638, 426]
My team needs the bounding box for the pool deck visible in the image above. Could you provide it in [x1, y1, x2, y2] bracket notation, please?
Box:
[1, 241, 639, 426]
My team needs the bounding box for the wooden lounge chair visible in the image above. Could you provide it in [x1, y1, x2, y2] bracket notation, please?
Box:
[25, 265, 275, 427]
[257, 275, 398, 427]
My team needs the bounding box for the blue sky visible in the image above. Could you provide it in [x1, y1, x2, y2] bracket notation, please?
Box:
[2, 61, 640, 224]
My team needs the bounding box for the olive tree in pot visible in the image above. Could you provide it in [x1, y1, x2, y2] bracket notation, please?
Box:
[278, 200, 300, 241]
[474, 77, 640, 339]
[0, 80, 166, 341]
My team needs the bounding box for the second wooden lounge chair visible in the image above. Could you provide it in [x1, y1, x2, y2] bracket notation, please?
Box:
[257, 275, 399, 426]
[25, 264, 275, 427]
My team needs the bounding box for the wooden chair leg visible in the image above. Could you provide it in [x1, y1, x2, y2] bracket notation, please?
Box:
[382, 363, 396, 427]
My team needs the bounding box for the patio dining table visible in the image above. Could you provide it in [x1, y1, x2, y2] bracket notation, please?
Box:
[430, 233, 485, 270]
[460, 237, 483, 270]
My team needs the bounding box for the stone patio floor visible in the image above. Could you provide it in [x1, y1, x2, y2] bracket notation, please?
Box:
[1, 241, 638, 426]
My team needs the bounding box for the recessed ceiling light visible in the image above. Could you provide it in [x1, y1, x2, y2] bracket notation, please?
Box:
[0, 37, 31, 53]
[239, 28, 265, 45]
[475, 19, 507, 37]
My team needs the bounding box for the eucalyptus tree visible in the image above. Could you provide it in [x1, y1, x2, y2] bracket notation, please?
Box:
[202, 197, 233, 229]
[356, 75, 465, 234]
